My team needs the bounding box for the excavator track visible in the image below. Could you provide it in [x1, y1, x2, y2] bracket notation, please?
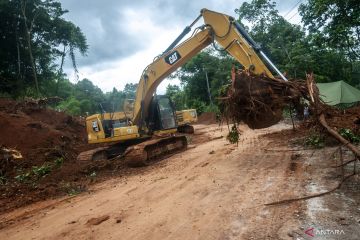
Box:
[77, 142, 130, 162]
[77, 147, 109, 162]
[124, 135, 188, 167]
[77, 135, 188, 167]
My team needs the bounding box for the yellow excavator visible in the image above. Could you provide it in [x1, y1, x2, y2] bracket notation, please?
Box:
[78, 8, 287, 166]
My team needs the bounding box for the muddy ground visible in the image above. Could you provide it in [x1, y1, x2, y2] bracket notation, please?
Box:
[0, 122, 359, 240]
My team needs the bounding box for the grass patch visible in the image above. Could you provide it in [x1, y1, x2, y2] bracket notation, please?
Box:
[227, 125, 240, 144]
[338, 128, 360, 144]
[304, 133, 325, 148]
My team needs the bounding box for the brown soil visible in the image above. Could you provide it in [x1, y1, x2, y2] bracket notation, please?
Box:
[0, 99, 222, 214]
[197, 112, 217, 125]
[0, 98, 103, 213]
[325, 106, 360, 134]
[0, 123, 358, 239]
[301, 105, 360, 136]
[0, 96, 359, 239]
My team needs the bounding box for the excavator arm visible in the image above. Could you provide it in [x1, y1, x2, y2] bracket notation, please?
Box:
[133, 8, 286, 127]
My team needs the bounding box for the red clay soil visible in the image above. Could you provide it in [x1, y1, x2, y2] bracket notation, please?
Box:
[0, 99, 221, 215]
[301, 105, 360, 135]
[0, 98, 101, 213]
[325, 105, 360, 134]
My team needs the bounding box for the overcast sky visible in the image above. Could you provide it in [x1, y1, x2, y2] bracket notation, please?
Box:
[60, 0, 303, 93]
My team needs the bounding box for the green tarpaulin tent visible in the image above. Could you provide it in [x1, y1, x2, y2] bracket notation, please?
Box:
[317, 81, 360, 106]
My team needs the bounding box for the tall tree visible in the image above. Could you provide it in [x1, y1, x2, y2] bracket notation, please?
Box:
[123, 83, 138, 99]
[20, 0, 40, 95]
[235, 0, 355, 83]
[0, 0, 88, 97]
[299, 0, 360, 61]
[175, 49, 233, 110]
[165, 84, 185, 110]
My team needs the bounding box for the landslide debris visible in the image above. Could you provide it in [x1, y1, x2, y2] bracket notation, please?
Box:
[0, 98, 95, 213]
[222, 70, 307, 129]
[222, 70, 359, 157]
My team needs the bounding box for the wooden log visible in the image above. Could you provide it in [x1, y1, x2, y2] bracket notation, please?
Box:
[318, 114, 360, 158]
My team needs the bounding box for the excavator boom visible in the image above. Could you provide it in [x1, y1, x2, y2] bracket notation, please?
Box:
[133, 8, 286, 127]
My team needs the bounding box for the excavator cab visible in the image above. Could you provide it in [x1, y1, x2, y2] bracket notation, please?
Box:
[85, 113, 140, 144]
[147, 95, 177, 132]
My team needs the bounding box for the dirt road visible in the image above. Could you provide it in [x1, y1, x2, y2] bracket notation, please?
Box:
[1, 123, 359, 239]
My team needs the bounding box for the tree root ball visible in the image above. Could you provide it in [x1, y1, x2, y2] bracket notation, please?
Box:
[222, 71, 306, 129]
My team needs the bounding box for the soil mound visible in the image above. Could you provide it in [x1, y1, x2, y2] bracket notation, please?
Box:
[0, 98, 94, 213]
[325, 106, 360, 133]
[303, 105, 360, 134]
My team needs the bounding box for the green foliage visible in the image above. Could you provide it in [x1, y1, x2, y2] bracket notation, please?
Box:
[88, 171, 97, 182]
[0, 175, 7, 185]
[305, 133, 325, 148]
[14, 160, 63, 183]
[299, 0, 360, 61]
[58, 97, 81, 115]
[104, 87, 126, 112]
[185, 135, 193, 144]
[0, 92, 12, 98]
[227, 125, 240, 144]
[204, 104, 220, 114]
[235, 0, 359, 83]
[235, 0, 280, 28]
[188, 99, 207, 115]
[54, 157, 64, 168]
[166, 84, 185, 110]
[15, 172, 31, 183]
[218, 84, 230, 97]
[174, 49, 233, 113]
[0, 0, 87, 97]
[123, 83, 138, 99]
[338, 128, 360, 144]
[55, 78, 74, 99]
[89, 171, 97, 178]
[79, 99, 92, 113]
[32, 164, 52, 178]
[51, 79, 138, 116]
[67, 188, 81, 196]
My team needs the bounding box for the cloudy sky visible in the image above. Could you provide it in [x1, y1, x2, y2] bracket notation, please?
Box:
[60, 0, 303, 93]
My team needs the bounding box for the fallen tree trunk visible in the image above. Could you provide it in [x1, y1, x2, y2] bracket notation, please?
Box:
[305, 73, 360, 158]
[319, 114, 360, 158]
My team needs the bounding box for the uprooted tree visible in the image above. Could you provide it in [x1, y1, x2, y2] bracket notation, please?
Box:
[220, 70, 359, 204]
[222, 70, 359, 158]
